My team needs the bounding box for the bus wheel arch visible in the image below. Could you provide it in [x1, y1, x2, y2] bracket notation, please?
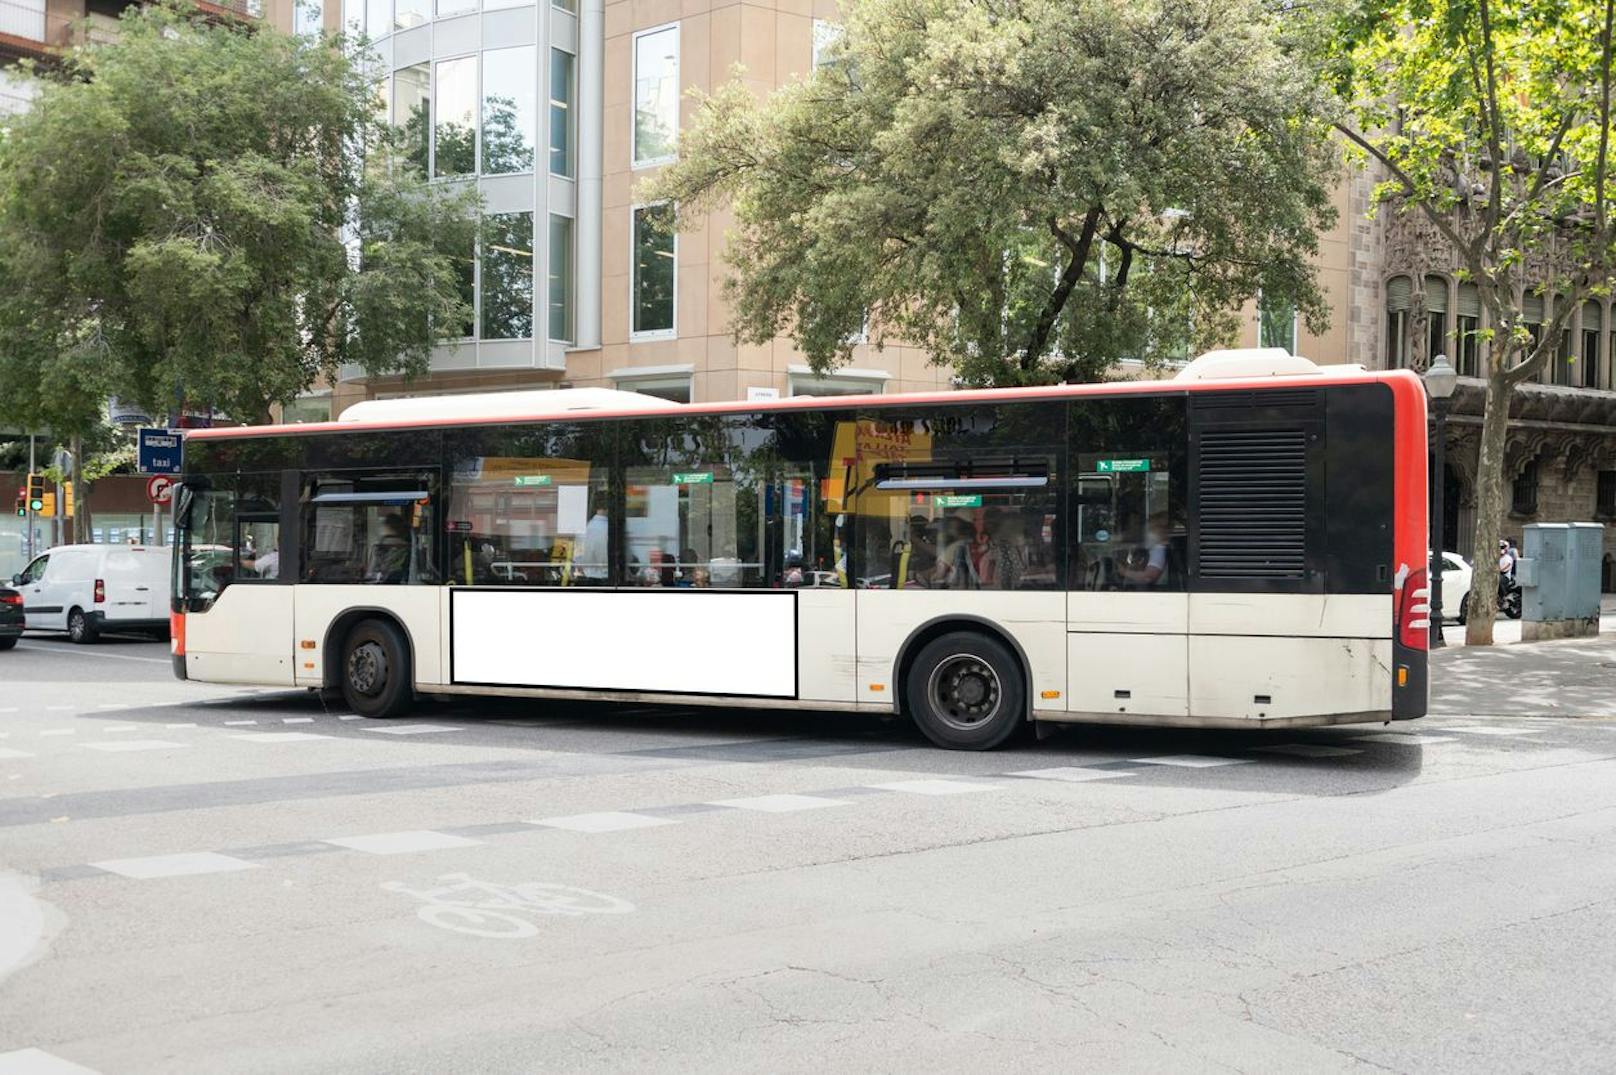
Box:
[325, 610, 416, 718]
[893, 616, 1032, 750]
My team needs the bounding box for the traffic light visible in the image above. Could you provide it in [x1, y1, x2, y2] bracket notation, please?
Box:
[12, 487, 23, 517]
[26, 473, 44, 513]
[38, 491, 55, 518]
[63, 481, 75, 518]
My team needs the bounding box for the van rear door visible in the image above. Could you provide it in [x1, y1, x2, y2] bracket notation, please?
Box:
[101, 549, 161, 624]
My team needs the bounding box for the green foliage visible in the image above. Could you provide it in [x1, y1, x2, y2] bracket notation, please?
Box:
[1325, 0, 1616, 379]
[642, 0, 1339, 386]
[0, 2, 480, 432]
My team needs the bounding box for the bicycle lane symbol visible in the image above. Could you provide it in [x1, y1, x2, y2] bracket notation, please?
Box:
[382, 873, 636, 938]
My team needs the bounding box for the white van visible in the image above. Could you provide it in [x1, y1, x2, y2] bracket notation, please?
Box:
[10, 545, 171, 643]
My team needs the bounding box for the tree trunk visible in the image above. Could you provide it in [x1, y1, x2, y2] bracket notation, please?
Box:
[70, 433, 88, 546]
[1463, 372, 1512, 645]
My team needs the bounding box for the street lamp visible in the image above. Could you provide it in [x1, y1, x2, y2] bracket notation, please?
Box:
[1424, 353, 1458, 647]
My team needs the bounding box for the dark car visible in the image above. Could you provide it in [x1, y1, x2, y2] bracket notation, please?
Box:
[0, 585, 21, 650]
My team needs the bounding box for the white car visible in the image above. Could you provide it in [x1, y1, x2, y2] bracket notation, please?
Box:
[1436, 552, 1474, 623]
[10, 544, 172, 643]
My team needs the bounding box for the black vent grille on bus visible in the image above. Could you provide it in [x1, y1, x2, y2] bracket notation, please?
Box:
[1197, 429, 1308, 579]
[1193, 389, 1320, 411]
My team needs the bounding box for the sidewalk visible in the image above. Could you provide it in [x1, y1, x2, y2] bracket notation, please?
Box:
[1435, 594, 1616, 647]
[1431, 627, 1616, 717]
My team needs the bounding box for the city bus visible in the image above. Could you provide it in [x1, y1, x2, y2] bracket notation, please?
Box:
[169, 349, 1429, 750]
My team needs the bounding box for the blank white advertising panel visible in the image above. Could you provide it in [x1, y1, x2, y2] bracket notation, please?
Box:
[451, 590, 798, 698]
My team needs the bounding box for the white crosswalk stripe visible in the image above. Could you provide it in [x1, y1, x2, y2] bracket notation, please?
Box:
[81, 740, 186, 753]
[1007, 766, 1137, 782]
[362, 724, 465, 735]
[0, 1047, 104, 1074]
[709, 794, 851, 813]
[230, 732, 333, 743]
[1130, 755, 1252, 768]
[869, 778, 1001, 795]
[91, 852, 259, 879]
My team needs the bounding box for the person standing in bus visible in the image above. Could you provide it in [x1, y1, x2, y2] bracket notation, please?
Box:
[576, 504, 609, 584]
[934, 515, 980, 589]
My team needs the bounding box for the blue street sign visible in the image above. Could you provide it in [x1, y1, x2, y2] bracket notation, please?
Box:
[137, 427, 184, 475]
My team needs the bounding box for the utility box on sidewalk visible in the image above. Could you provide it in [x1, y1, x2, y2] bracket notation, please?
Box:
[1518, 522, 1604, 641]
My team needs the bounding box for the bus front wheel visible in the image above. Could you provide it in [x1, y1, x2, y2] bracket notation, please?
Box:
[341, 619, 414, 719]
[904, 631, 1026, 751]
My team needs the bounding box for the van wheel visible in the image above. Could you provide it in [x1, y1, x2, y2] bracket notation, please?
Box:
[0, 638, 16, 651]
[67, 608, 99, 644]
[904, 630, 1026, 750]
[341, 619, 414, 719]
[1456, 594, 1469, 625]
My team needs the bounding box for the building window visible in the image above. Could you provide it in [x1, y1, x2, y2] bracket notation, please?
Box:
[366, 0, 389, 37]
[481, 212, 534, 340]
[552, 0, 575, 11]
[548, 214, 573, 342]
[437, 0, 475, 16]
[1385, 275, 1411, 369]
[434, 55, 478, 178]
[1457, 281, 1481, 377]
[632, 204, 676, 337]
[1522, 293, 1545, 374]
[1425, 275, 1448, 366]
[281, 394, 333, 424]
[1555, 326, 1575, 386]
[294, 0, 325, 36]
[812, 19, 843, 70]
[632, 25, 679, 166]
[393, 63, 430, 177]
[1583, 302, 1603, 390]
[1598, 470, 1616, 517]
[616, 375, 692, 403]
[1258, 293, 1296, 353]
[482, 46, 536, 175]
[395, 0, 427, 29]
[789, 373, 885, 397]
[550, 49, 574, 177]
[1512, 459, 1539, 516]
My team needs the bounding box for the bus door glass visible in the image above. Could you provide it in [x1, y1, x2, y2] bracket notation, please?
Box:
[301, 472, 439, 585]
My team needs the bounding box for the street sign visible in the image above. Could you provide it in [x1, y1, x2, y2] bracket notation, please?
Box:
[137, 428, 184, 475]
[1096, 458, 1151, 473]
[146, 474, 175, 505]
[672, 472, 714, 485]
[513, 475, 553, 487]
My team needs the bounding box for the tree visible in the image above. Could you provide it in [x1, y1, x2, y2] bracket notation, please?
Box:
[1327, 0, 1616, 644]
[640, 0, 1340, 386]
[0, 1, 480, 443]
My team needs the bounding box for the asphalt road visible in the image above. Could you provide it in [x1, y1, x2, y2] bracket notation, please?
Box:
[3, 634, 1616, 1074]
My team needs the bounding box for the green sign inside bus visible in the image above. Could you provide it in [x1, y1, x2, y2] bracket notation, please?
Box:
[673, 472, 714, 485]
[935, 494, 983, 508]
[1096, 459, 1151, 473]
[513, 475, 553, 486]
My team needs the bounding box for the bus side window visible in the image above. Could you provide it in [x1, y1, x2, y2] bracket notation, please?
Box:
[302, 473, 438, 585]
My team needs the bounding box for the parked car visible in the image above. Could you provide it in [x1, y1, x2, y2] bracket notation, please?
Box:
[10, 544, 171, 644]
[0, 584, 22, 650]
[1437, 552, 1474, 623]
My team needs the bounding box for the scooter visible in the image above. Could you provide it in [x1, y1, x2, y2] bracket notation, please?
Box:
[1498, 573, 1523, 620]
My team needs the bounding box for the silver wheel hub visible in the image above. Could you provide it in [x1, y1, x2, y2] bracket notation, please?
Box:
[927, 654, 1002, 731]
[347, 641, 388, 696]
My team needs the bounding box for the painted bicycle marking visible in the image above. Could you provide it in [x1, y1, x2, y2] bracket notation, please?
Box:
[383, 872, 635, 938]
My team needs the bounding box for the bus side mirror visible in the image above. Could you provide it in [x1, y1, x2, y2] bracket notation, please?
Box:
[174, 485, 196, 530]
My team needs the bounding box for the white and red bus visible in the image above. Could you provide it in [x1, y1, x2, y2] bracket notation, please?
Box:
[169, 349, 1429, 750]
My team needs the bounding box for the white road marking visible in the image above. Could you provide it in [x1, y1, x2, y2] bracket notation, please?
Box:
[1130, 755, 1254, 768]
[0, 748, 35, 760]
[337, 714, 362, 720]
[324, 830, 484, 855]
[1442, 726, 1542, 736]
[81, 740, 186, 753]
[230, 732, 333, 743]
[1253, 744, 1363, 758]
[223, 720, 258, 726]
[708, 794, 851, 813]
[39, 730, 76, 737]
[14, 643, 168, 664]
[0, 708, 16, 714]
[529, 811, 677, 833]
[91, 852, 260, 880]
[869, 779, 1002, 795]
[282, 718, 315, 724]
[361, 724, 465, 735]
[1007, 766, 1137, 782]
[0, 1047, 104, 1074]
[1355, 732, 1458, 745]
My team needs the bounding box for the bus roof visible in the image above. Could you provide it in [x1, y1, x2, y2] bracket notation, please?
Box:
[188, 355, 1418, 442]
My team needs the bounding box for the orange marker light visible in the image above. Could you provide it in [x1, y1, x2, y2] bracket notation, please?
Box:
[868, 684, 885, 692]
[1040, 690, 1060, 699]
[1397, 666, 1408, 687]
[300, 640, 316, 650]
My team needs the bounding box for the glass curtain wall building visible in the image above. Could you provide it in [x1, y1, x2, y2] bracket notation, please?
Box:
[340, 0, 600, 379]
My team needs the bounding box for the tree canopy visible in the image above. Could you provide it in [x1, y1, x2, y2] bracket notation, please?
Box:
[1325, 0, 1616, 642]
[0, 2, 479, 431]
[642, 0, 1341, 386]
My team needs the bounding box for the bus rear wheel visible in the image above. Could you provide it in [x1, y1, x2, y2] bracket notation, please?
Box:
[904, 631, 1025, 750]
[341, 618, 414, 719]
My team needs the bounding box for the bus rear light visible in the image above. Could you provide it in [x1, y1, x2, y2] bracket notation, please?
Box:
[1397, 567, 1430, 650]
[170, 611, 185, 656]
[93, 578, 105, 604]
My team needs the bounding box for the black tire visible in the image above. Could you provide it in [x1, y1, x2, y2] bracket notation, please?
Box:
[67, 608, 99, 644]
[1456, 594, 1469, 625]
[0, 637, 16, 651]
[340, 618, 414, 719]
[904, 630, 1026, 750]
[1504, 590, 1522, 620]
